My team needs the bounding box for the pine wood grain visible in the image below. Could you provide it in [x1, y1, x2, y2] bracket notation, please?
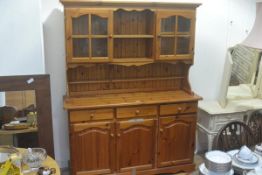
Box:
[62, 2, 201, 175]
[64, 90, 201, 109]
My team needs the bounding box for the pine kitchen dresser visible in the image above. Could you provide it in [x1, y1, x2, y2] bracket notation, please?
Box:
[61, 0, 202, 174]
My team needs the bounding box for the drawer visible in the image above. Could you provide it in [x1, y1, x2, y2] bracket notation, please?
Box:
[69, 108, 114, 122]
[117, 105, 157, 118]
[160, 102, 197, 116]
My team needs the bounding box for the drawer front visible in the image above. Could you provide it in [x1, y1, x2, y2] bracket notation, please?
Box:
[117, 105, 157, 118]
[69, 108, 114, 122]
[160, 102, 197, 116]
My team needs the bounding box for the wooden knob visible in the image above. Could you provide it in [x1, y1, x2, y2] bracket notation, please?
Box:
[117, 133, 121, 137]
[109, 34, 113, 38]
[178, 107, 182, 112]
[159, 128, 164, 133]
[90, 114, 95, 118]
[110, 133, 114, 137]
[135, 110, 140, 115]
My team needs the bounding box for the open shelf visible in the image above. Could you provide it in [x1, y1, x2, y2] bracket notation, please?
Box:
[113, 38, 153, 59]
[114, 9, 154, 35]
[68, 76, 184, 85]
[66, 62, 187, 96]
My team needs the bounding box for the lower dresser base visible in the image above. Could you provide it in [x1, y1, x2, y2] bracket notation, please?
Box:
[73, 164, 195, 175]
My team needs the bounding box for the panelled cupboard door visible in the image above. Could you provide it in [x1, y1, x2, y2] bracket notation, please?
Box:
[65, 9, 113, 63]
[70, 121, 114, 175]
[158, 115, 196, 167]
[156, 10, 195, 61]
[116, 119, 156, 172]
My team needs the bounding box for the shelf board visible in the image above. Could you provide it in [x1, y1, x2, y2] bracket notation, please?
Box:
[0, 127, 38, 135]
[158, 54, 193, 60]
[68, 58, 110, 64]
[68, 76, 184, 85]
[159, 34, 191, 37]
[72, 35, 108, 38]
[72, 35, 155, 39]
[112, 58, 153, 62]
[113, 35, 154, 39]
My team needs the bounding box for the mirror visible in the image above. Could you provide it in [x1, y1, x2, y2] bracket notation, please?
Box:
[0, 75, 54, 158]
[227, 44, 262, 99]
[218, 44, 262, 107]
[0, 90, 38, 147]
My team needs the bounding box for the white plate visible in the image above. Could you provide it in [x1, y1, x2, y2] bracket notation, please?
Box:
[235, 153, 259, 164]
[227, 150, 259, 170]
[205, 150, 232, 164]
[199, 163, 234, 175]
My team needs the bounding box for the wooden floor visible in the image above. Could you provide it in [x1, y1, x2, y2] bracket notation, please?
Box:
[61, 154, 204, 175]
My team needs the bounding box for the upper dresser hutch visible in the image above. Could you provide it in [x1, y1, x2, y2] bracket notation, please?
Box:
[61, 0, 201, 174]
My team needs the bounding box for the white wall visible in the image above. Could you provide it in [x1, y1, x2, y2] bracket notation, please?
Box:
[190, 0, 256, 100]
[40, 0, 256, 168]
[41, 0, 69, 168]
[0, 0, 45, 75]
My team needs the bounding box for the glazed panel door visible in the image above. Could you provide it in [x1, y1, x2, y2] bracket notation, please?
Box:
[156, 10, 195, 61]
[70, 121, 115, 175]
[65, 9, 113, 63]
[116, 118, 156, 172]
[157, 115, 196, 167]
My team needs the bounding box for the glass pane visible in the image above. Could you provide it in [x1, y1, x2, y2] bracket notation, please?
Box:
[161, 16, 176, 33]
[91, 15, 108, 35]
[92, 38, 108, 57]
[178, 16, 191, 33]
[160, 37, 175, 55]
[176, 37, 190, 54]
[72, 15, 89, 35]
[73, 38, 89, 57]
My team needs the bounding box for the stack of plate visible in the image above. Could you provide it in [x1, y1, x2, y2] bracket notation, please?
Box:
[199, 150, 234, 175]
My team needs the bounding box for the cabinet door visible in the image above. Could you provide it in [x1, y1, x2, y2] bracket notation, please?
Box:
[156, 10, 195, 61]
[65, 9, 113, 63]
[158, 115, 196, 167]
[70, 121, 115, 175]
[116, 118, 156, 172]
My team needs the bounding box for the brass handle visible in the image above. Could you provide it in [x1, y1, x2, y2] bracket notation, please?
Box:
[135, 110, 140, 115]
[109, 34, 113, 38]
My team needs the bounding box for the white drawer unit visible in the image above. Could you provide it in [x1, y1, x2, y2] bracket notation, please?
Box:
[196, 100, 253, 153]
[197, 108, 246, 133]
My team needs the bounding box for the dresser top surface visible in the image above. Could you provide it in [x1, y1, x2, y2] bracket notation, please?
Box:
[64, 90, 201, 110]
[61, 0, 202, 8]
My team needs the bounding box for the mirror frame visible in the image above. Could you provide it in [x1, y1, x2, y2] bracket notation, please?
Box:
[219, 48, 262, 107]
[0, 74, 54, 158]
